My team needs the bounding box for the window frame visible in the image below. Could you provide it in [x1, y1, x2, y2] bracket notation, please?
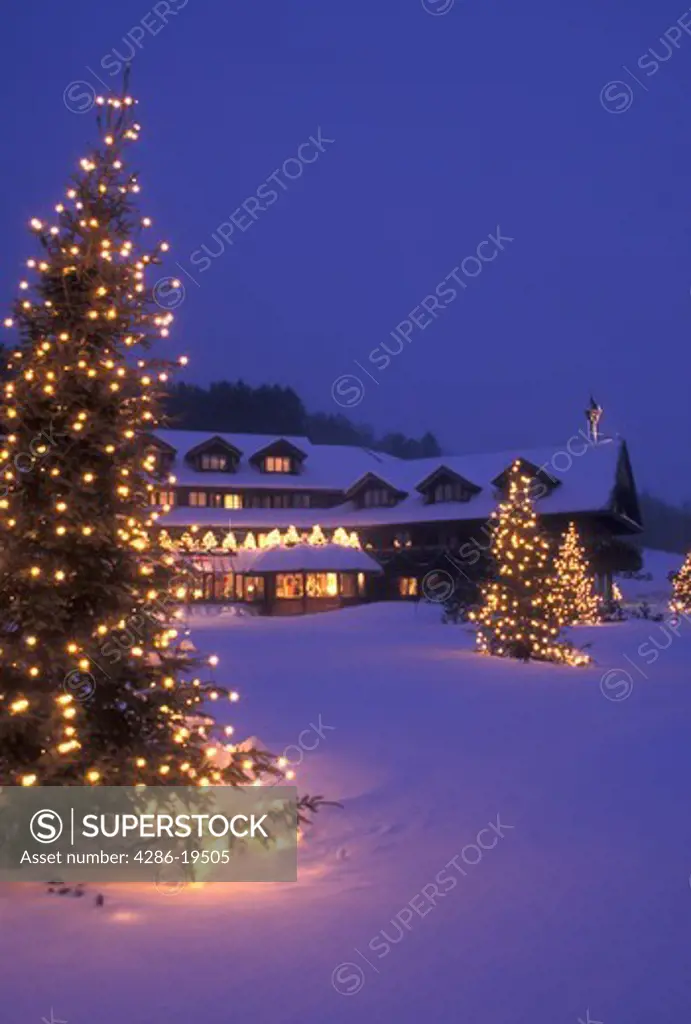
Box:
[199, 453, 229, 472]
[305, 572, 339, 598]
[276, 573, 305, 599]
[243, 576, 265, 602]
[398, 577, 419, 597]
[264, 455, 292, 474]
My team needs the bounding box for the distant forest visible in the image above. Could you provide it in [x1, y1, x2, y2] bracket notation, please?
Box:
[638, 494, 691, 555]
[163, 380, 442, 460]
[1, 343, 687, 550]
[162, 380, 691, 553]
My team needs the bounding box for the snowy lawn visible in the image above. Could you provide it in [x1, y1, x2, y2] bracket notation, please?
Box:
[4, 595, 691, 1023]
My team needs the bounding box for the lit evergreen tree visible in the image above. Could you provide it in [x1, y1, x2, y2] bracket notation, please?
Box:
[0, 81, 320, 812]
[549, 522, 601, 626]
[670, 552, 691, 615]
[470, 463, 589, 665]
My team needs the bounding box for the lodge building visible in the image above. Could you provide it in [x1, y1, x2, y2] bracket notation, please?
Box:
[148, 424, 643, 615]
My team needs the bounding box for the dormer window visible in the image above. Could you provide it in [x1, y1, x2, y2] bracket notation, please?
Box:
[416, 466, 481, 505]
[345, 472, 406, 509]
[433, 481, 473, 503]
[185, 436, 243, 474]
[200, 453, 228, 471]
[144, 434, 177, 475]
[265, 455, 292, 473]
[491, 459, 559, 500]
[363, 488, 395, 507]
[249, 439, 307, 475]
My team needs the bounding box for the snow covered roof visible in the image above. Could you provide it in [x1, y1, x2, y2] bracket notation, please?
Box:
[329, 440, 625, 527]
[154, 429, 400, 491]
[155, 430, 633, 530]
[230, 544, 383, 574]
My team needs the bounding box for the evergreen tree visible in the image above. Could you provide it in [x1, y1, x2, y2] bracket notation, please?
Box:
[670, 552, 691, 614]
[164, 381, 442, 458]
[550, 522, 601, 626]
[469, 463, 589, 665]
[0, 82, 317, 809]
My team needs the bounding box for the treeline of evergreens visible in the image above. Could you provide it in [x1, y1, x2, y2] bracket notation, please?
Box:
[164, 382, 691, 550]
[163, 380, 442, 460]
[638, 493, 691, 554]
[3, 346, 687, 544]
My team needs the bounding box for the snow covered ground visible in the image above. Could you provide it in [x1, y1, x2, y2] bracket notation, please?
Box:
[617, 547, 680, 608]
[4, 549, 691, 1024]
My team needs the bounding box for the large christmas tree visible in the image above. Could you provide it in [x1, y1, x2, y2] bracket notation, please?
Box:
[470, 463, 589, 665]
[549, 521, 601, 626]
[670, 552, 691, 615]
[0, 83, 303, 796]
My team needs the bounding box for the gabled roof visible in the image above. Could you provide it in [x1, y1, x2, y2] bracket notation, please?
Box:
[490, 458, 560, 491]
[248, 437, 308, 464]
[415, 464, 482, 495]
[344, 471, 408, 502]
[154, 430, 401, 491]
[153, 431, 639, 534]
[185, 435, 243, 461]
[144, 433, 177, 455]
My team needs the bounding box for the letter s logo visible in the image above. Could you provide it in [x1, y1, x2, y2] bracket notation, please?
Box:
[30, 809, 64, 844]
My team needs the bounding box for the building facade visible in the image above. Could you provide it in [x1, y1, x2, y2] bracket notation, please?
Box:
[148, 427, 643, 611]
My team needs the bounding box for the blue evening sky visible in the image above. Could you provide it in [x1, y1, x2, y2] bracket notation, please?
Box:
[2, 0, 690, 499]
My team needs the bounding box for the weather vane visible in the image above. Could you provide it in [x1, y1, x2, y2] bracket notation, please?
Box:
[585, 396, 603, 443]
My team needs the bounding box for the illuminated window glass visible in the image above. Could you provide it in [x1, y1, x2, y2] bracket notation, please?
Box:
[276, 574, 305, 599]
[243, 576, 264, 602]
[306, 573, 339, 598]
[189, 491, 208, 507]
[398, 577, 418, 597]
[150, 490, 175, 506]
[265, 456, 292, 473]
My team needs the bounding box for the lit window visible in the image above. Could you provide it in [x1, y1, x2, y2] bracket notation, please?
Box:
[357, 572, 366, 597]
[276, 574, 304, 599]
[189, 491, 207, 507]
[243, 576, 264, 602]
[223, 493, 242, 509]
[200, 453, 228, 471]
[150, 490, 175, 506]
[306, 573, 339, 598]
[398, 577, 418, 597]
[265, 456, 292, 473]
